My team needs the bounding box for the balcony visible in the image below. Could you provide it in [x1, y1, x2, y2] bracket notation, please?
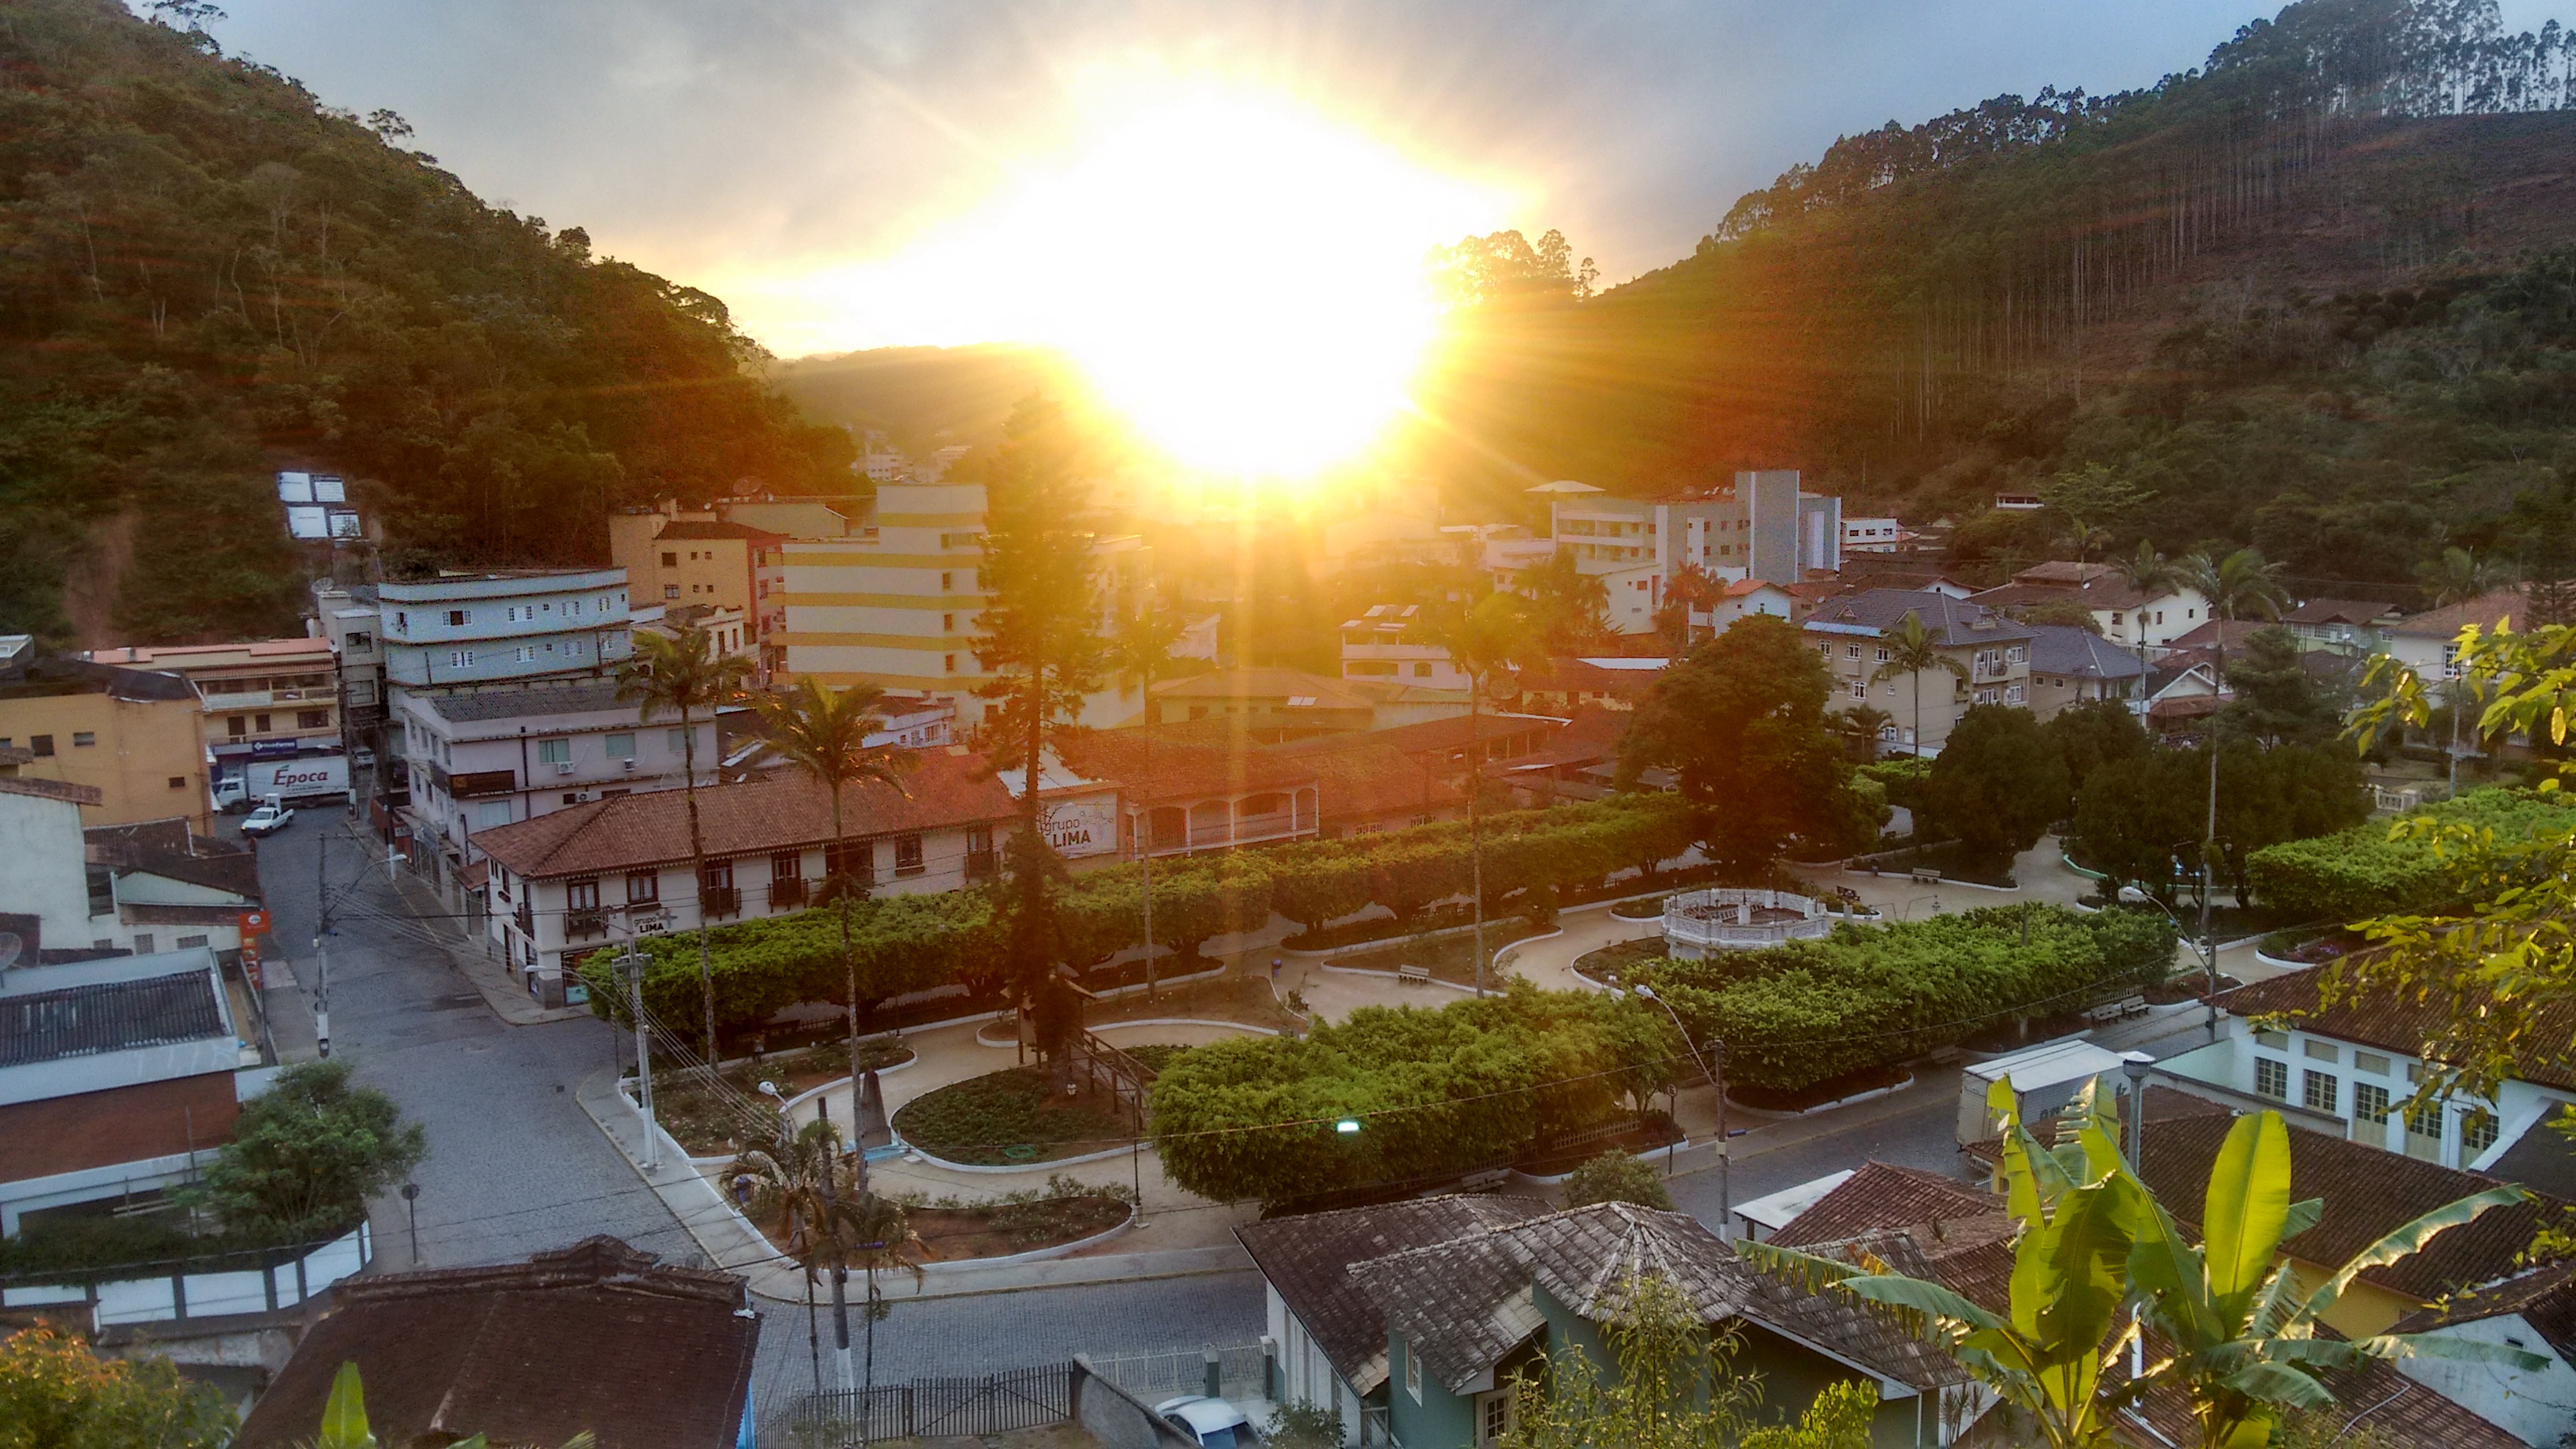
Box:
[699, 885, 742, 919]
[766, 877, 808, 911]
[514, 903, 535, 937]
[566, 908, 608, 940]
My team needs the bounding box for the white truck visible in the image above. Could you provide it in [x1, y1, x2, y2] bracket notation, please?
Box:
[215, 753, 351, 812]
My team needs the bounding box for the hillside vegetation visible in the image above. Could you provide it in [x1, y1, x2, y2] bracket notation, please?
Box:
[1409, 0, 2576, 594]
[0, 0, 852, 646]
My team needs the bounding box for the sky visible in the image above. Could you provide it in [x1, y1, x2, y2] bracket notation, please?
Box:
[205, 1, 2576, 360]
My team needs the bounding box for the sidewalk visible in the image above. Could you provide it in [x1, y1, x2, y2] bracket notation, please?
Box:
[384, 866, 590, 1026]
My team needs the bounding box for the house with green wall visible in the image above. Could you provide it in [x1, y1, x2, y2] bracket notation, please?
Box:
[1241, 1196, 1981, 1449]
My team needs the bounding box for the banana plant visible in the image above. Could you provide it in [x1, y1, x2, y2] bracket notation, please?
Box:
[2111, 1110, 2545, 1449]
[316, 1361, 597, 1449]
[1744, 1080, 2137, 1449]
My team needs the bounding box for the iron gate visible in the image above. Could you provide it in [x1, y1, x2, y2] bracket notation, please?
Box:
[789, 1361, 1077, 1444]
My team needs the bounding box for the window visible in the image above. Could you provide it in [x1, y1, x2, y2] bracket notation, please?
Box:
[2255, 1058, 2289, 1101]
[668, 728, 693, 754]
[447, 609, 469, 626]
[1874, 647, 1891, 663]
[941, 571, 953, 591]
[664, 585, 681, 600]
[1477, 1389, 1515, 1446]
[298, 710, 329, 728]
[348, 631, 372, 649]
[169, 776, 186, 789]
[1845, 644, 1861, 659]
[700, 858, 734, 889]
[512, 646, 534, 663]
[626, 871, 660, 904]
[1405, 1343, 1422, 1402]
[2302, 1070, 2338, 1115]
[71, 731, 95, 747]
[2255, 1030, 2290, 1050]
[537, 738, 571, 766]
[2355, 1051, 2391, 1076]
[826, 839, 871, 881]
[894, 834, 926, 876]
[254, 713, 272, 732]
[2004, 683, 2025, 705]
[448, 650, 475, 668]
[2354, 1082, 2391, 1124]
[661, 551, 678, 567]
[605, 733, 636, 760]
[1850, 682, 1869, 700]
[2303, 1040, 2338, 1062]
[476, 801, 512, 829]
[943, 654, 957, 674]
[567, 878, 601, 910]
[770, 849, 803, 882]
[133, 933, 155, 954]
[30, 734, 54, 757]
[2462, 1109, 2499, 1157]
[942, 612, 954, 632]
[176, 934, 208, 949]
[1413, 662, 1432, 678]
[2406, 1099, 2443, 1142]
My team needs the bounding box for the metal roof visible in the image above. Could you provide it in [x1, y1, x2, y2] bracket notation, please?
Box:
[0, 971, 227, 1068]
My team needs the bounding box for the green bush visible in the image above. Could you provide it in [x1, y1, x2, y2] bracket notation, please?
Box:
[1149, 983, 1684, 1204]
[890, 1068, 1135, 1166]
[186, 1060, 425, 1240]
[2244, 788, 2576, 921]
[1563, 1148, 1674, 1211]
[1642, 906, 2158, 1094]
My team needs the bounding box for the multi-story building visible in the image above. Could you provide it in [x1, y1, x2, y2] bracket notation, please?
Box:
[311, 582, 388, 766]
[611, 517, 781, 616]
[1840, 516, 1916, 554]
[0, 776, 260, 960]
[1528, 471, 1843, 635]
[470, 750, 1012, 1006]
[1338, 605, 1469, 690]
[0, 641, 208, 831]
[773, 480, 1147, 727]
[89, 636, 344, 808]
[376, 570, 633, 691]
[395, 681, 722, 903]
[1968, 562, 2213, 655]
[1804, 590, 2033, 756]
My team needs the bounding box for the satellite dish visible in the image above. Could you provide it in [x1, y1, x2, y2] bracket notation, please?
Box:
[0, 933, 23, 971]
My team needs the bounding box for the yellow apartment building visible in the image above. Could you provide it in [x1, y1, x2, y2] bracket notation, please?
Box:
[0, 651, 208, 830]
[90, 637, 343, 803]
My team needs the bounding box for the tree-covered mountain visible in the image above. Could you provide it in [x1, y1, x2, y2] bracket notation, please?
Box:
[0, 0, 853, 647]
[1408, 0, 2576, 596]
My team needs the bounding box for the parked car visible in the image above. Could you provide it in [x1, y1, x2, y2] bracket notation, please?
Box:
[1154, 1396, 1260, 1449]
[242, 802, 295, 837]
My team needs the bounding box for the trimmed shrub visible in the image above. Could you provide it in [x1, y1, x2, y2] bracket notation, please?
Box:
[2245, 788, 2576, 921]
[1563, 1148, 1674, 1211]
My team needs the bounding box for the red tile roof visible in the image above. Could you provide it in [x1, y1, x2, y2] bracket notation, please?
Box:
[2393, 1257, 2576, 1361]
[1054, 730, 1317, 805]
[1267, 711, 1559, 762]
[1301, 741, 1466, 823]
[2218, 971, 2576, 1091]
[471, 749, 1011, 878]
[2393, 586, 2527, 639]
[235, 1236, 759, 1449]
[1769, 1163, 2001, 1249]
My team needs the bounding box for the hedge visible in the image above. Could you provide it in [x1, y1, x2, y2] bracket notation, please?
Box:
[584, 793, 1702, 1035]
[2244, 788, 2576, 923]
[1642, 905, 2176, 1095]
[1148, 982, 1684, 1204]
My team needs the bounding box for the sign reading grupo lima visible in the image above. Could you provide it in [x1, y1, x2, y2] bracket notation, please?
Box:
[1041, 799, 1118, 859]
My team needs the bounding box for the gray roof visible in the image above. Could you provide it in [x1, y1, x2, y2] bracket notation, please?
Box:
[1350, 1200, 1966, 1396]
[1, 971, 227, 1068]
[2026, 625, 2145, 681]
[1803, 590, 2033, 648]
[417, 682, 654, 724]
[1237, 1195, 1546, 1393]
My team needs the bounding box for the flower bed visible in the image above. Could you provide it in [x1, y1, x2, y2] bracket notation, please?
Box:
[901, 1183, 1133, 1262]
[1728, 1061, 1910, 1114]
[1572, 938, 1667, 984]
[892, 1068, 1138, 1166]
[653, 1044, 919, 1158]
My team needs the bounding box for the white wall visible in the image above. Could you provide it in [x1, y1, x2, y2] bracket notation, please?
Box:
[0, 791, 94, 947]
[2399, 1317, 2576, 1447]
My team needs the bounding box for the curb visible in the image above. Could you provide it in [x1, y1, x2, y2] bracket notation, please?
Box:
[1488, 926, 1567, 972]
[972, 1017, 1282, 1048]
[1726, 1073, 1917, 1119]
[1314, 961, 1483, 994]
[916, 1203, 1138, 1271]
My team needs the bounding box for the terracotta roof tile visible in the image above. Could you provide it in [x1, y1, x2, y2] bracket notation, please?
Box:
[2392, 587, 2527, 640]
[1054, 732, 1317, 806]
[235, 1236, 759, 1449]
[1237, 1195, 1548, 1393]
[2392, 1257, 2576, 1361]
[1769, 1163, 2001, 1249]
[471, 749, 1011, 878]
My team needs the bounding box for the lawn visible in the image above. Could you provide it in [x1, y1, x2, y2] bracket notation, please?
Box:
[890, 1068, 1139, 1166]
[1327, 919, 1548, 987]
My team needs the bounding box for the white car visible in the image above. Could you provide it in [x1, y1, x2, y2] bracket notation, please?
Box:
[242, 803, 295, 837]
[1155, 1396, 1260, 1449]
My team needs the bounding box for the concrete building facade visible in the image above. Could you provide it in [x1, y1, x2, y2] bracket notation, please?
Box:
[0, 646, 208, 831]
[1530, 471, 1842, 636]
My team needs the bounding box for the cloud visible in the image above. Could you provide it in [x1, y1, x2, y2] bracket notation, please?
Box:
[210, 0, 2576, 354]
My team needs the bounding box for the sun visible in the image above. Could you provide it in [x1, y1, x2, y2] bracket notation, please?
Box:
[998, 86, 1506, 478]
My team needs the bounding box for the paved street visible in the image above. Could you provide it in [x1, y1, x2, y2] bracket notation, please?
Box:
[249, 818, 700, 1271]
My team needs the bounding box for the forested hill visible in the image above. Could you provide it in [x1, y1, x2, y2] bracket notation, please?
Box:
[1413, 0, 2576, 597]
[0, 0, 854, 648]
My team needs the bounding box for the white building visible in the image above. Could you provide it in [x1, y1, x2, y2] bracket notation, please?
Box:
[773, 479, 1146, 727]
[0, 775, 260, 960]
[1840, 517, 1915, 554]
[1528, 471, 1842, 636]
[1339, 605, 1469, 690]
[470, 751, 1013, 1007]
[377, 569, 633, 691]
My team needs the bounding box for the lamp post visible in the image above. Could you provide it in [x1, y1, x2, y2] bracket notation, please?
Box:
[766, 1080, 854, 1392]
[2135, 866, 2223, 1040]
[2119, 1051, 2155, 1164]
[1632, 983, 1728, 1240]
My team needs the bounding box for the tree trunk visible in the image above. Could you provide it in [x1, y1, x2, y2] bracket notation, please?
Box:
[1141, 683, 1156, 1001]
[1470, 673, 1485, 998]
[835, 784, 856, 1091]
[681, 702, 718, 1073]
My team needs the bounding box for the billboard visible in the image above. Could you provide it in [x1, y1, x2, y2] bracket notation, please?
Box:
[1040, 798, 1118, 859]
[286, 504, 330, 539]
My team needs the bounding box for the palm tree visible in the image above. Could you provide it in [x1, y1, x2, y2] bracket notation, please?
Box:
[2111, 540, 2179, 703]
[2177, 549, 2288, 1014]
[2413, 544, 2514, 608]
[736, 1118, 922, 1395]
[1106, 597, 1188, 999]
[2064, 518, 2112, 564]
[615, 623, 753, 1069]
[1870, 611, 1968, 758]
[751, 679, 914, 1086]
[1413, 590, 1541, 996]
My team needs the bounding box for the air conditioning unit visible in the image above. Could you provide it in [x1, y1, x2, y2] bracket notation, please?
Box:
[621, 759, 636, 773]
[553, 761, 575, 775]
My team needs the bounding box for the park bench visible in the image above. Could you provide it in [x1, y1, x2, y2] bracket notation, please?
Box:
[1910, 867, 1941, 885]
[1397, 964, 1432, 987]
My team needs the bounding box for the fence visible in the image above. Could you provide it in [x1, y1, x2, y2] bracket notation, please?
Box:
[1085, 1342, 1269, 1403]
[788, 1361, 1080, 1444]
[0, 1222, 371, 1332]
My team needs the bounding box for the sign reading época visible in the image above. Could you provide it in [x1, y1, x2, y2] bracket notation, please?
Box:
[219, 753, 350, 806]
[1041, 799, 1118, 859]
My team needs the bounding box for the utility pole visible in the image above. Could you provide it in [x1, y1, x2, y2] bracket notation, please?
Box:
[313, 830, 332, 1057]
[816, 1096, 855, 1391]
[623, 945, 658, 1169]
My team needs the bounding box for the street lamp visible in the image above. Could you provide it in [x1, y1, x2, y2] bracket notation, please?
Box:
[1627, 982, 1730, 1240]
[2124, 873, 2223, 1039]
